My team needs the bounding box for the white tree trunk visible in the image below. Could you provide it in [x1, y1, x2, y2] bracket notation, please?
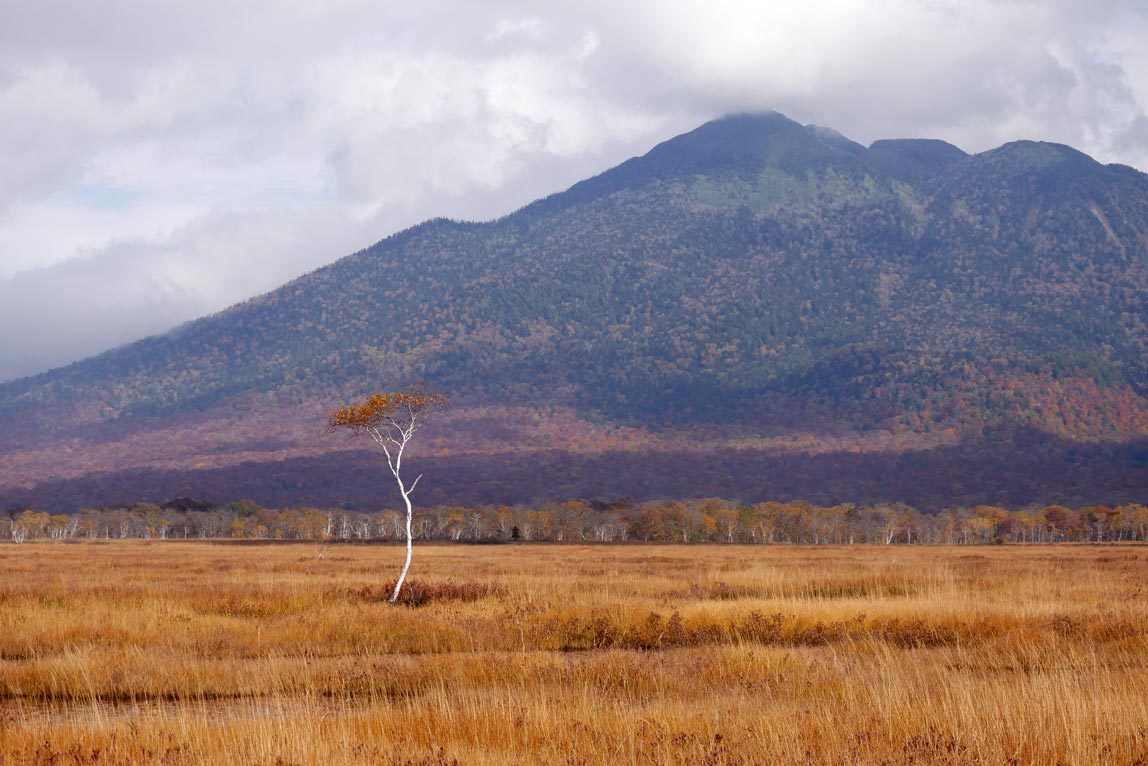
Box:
[366, 417, 424, 604]
[391, 483, 414, 603]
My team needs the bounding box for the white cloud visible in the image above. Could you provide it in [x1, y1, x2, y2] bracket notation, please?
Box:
[1, 0, 1147, 380]
[486, 18, 545, 43]
[0, 197, 200, 279]
[309, 44, 663, 217]
[0, 206, 373, 381]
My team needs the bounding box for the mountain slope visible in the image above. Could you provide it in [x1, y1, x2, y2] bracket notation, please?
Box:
[2, 112, 1146, 510]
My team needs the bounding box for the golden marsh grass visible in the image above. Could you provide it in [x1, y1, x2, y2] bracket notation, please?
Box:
[0, 542, 1146, 764]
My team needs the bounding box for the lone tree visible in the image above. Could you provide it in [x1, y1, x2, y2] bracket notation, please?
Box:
[328, 388, 448, 603]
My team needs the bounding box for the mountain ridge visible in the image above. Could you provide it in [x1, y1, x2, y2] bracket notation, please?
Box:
[1, 112, 1145, 510]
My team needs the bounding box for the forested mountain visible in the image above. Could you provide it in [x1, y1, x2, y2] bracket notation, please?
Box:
[2, 112, 1146, 511]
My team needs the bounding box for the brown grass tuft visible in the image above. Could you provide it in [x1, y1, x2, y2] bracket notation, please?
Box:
[347, 579, 506, 606]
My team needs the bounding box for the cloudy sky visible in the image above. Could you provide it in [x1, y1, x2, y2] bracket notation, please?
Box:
[2, 0, 1147, 381]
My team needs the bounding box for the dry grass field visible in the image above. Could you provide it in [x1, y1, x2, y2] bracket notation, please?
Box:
[0, 542, 1146, 765]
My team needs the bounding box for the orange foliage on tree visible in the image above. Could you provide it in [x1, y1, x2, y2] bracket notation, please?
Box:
[328, 389, 448, 434]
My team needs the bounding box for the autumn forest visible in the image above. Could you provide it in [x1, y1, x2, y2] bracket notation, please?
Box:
[4, 496, 1146, 545]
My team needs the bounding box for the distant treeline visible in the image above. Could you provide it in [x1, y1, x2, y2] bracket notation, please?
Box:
[2, 497, 1146, 544]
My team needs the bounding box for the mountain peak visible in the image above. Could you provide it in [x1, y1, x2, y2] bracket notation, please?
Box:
[631, 111, 823, 174]
[977, 140, 1100, 173]
[863, 138, 968, 185]
[647, 112, 869, 167]
[527, 111, 873, 215]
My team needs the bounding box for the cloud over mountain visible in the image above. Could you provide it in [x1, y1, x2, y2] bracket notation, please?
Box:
[2, 0, 1147, 380]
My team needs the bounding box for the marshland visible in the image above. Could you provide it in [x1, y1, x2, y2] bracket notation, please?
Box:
[1, 542, 1145, 765]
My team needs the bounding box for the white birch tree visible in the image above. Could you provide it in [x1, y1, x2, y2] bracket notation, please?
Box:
[329, 389, 447, 603]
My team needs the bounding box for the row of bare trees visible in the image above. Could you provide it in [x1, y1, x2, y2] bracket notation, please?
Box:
[3, 499, 1145, 545]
